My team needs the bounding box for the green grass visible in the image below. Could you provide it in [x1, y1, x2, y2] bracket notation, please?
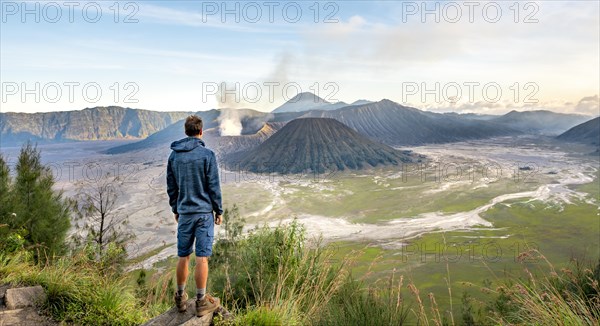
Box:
[2, 212, 598, 325]
[222, 182, 274, 218]
[321, 193, 599, 319]
[0, 251, 150, 325]
[219, 155, 568, 225]
[127, 243, 174, 266]
[272, 166, 547, 223]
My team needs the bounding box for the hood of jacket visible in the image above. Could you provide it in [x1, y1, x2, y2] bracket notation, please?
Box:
[170, 137, 206, 152]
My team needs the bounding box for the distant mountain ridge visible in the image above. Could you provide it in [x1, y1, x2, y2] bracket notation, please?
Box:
[106, 99, 518, 154]
[105, 109, 221, 154]
[351, 100, 373, 106]
[491, 110, 590, 135]
[0, 106, 191, 146]
[4, 94, 594, 154]
[108, 98, 590, 155]
[104, 109, 276, 155]
[300, 99, 518, 146]
[557, 117, 600, 146]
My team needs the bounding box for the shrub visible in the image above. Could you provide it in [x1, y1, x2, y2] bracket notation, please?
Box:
[208, 208, 350, 323]
[209, 210, 414, 325]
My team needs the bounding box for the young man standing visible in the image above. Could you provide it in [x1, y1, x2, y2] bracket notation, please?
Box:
[166, 115, 223, 317]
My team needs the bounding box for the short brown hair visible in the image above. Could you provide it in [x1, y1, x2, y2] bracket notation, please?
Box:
[184, 115, 203, 136]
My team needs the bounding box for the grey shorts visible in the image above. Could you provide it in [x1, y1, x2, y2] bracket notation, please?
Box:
[177, 213, 214, 257]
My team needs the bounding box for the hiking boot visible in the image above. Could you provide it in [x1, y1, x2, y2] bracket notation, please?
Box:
[175, 292, 188, 312]
[196, 293, 220, 317]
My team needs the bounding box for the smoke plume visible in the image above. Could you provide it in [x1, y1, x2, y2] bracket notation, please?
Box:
[214, 53, 292, 136]
[217, 108, 243, 136]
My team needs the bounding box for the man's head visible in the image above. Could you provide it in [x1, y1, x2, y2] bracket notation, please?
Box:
[185, 115, 203, 137]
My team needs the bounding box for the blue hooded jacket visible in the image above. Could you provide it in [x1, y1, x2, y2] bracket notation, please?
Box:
[166, 137, 223, 216]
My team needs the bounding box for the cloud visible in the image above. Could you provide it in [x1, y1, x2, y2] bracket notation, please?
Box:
[136, 3, 294, 33]
[304, 14, 471, 65]
[318, 15, 367, 37]
[421, 95, 599, 116]
[299, 2, 599, 79]
[421, 100, 505, 114]
[214, 53, 295, 111]
[574, 95, 600, 115]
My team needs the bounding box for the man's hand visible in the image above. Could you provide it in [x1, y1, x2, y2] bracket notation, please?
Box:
[174, 213, 179, 223]
[215, 214, 223, 225]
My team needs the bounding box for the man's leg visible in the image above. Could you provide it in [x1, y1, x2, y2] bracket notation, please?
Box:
[195, 256, 208, 299]
[177, 255, 191, 294]
[175, 214, 196, 312]
[195, 255, 219, 316]
[194, 214, 219, 316]
[174, 255, 191, 312]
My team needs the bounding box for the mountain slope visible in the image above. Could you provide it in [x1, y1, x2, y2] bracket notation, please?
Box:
[0, 107, 190, 146]
[301, 99, 518, 146]
[491, 110, 590, 135]
[105, 110, 222, 154]
[105, 109, 275, 154]
[235, 118, 419, 174]
[557, 117, 600, 145]
[207, 122, 286, 158]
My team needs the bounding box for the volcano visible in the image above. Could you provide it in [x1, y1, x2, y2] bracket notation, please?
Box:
[205, 121, 286, 158]
[271, 92, 330, 113]
[235, 118, 420, 174]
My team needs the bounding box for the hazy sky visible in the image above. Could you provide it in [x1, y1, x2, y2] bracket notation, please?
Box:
[1, 1, 599, 115]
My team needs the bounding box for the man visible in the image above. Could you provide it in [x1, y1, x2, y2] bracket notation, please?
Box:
[166, 115, 223, 317]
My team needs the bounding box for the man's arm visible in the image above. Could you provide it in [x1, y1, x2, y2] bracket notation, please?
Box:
[166, 157, 179, 215]
[205, 152, 223, 217]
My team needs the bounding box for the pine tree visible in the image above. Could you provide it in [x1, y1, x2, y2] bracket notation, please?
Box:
[11, 142, 71, 258]
[0, 155, 11, 241]
[0, 155, 11, 222]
